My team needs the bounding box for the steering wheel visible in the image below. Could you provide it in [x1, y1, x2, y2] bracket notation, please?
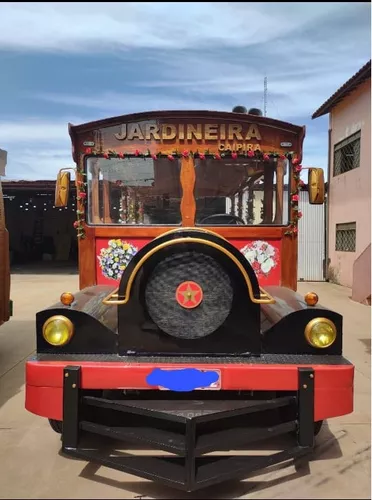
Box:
[199, 213, 246, 225]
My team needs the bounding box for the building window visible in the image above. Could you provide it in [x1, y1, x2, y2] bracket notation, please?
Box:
[333, 131, 361, 176]
[335, 222, 356, 252]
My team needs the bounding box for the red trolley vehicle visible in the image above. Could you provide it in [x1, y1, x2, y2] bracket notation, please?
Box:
[25, 107, 354, 492]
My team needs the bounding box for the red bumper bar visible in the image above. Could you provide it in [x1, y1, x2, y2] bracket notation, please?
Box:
[25, 360, 354, 422]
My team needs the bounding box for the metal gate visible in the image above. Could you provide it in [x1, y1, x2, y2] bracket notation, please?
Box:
[297, 190, 326, 282]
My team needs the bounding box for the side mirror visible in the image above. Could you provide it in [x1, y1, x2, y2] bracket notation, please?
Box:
[308, 168, 325, 205]
[55, 170, 71, 207]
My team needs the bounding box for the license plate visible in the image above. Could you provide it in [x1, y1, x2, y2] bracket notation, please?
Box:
[158, 368, 221, 391]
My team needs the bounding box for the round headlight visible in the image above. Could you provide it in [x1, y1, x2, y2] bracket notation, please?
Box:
[42, 315, 74, 346]
[305, 318, 337, 348]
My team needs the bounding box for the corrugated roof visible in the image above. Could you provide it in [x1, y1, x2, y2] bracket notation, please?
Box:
[312, 60, 371, 119]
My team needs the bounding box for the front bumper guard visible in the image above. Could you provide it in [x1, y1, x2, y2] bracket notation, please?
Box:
[62, 365, 316, 492]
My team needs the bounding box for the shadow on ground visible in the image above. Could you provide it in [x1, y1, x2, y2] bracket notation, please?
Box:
[359, 338, 371, 355]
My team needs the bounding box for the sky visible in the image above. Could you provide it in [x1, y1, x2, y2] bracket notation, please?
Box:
[0, 2, 370, 181]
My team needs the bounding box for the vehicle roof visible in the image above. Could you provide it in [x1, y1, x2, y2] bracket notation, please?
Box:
[69, 110, 305, 135]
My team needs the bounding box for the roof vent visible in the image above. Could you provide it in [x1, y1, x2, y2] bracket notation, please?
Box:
[232, 105, 248, 114]
[248, 108, 263, 116]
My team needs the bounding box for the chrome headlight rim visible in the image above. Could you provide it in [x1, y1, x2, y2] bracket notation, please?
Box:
[304, 317, 337, 349]
[42, 315, 74, 346]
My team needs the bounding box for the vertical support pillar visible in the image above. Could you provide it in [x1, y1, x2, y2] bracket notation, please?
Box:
[297, 367, 315, 448]
[62, 365, 81, 450]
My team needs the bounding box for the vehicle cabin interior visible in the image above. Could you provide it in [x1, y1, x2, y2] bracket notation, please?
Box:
[86, 155, 290, 227]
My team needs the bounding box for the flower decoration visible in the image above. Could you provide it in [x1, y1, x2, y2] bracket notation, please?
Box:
[285, 158, 303, 236]
[241, 240, 278, 278]
[81, 148, 296, 161]
[98, 239, 138, 281]
[73, 172, 87, 239]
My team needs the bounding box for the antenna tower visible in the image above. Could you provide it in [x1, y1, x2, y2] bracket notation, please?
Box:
[264, 76, 268, 117]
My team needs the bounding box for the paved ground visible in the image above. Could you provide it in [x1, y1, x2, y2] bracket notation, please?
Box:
[0, 275, 370, 499]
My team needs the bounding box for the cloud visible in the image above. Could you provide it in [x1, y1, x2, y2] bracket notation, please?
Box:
[0, 2, 352, 53]
[0, 119, 69, 143]
[0, 119, 76, 180]
[29, 91, 232, 116]
[0, 2, 370, 181]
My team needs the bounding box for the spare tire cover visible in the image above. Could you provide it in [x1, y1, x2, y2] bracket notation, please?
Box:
[145, 250, 233, 339]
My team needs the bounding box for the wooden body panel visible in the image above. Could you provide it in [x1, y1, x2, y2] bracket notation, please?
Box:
[69, 111, 305, 291]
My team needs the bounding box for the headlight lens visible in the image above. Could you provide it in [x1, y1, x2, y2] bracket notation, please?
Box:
[42, 315, 74, 346]
[304, 318, 337, 348]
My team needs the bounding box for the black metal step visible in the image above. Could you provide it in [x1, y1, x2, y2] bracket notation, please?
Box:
[80, 421, 186, 455]
[64, 447, 186, 489]
[195, 420, 297, 455]
[83, 395, 296, 424]
[62, 365, 316, 492]
[195, 446, 311, 489]
[63, 444, 311, 492]
[80, 419, 296, 457]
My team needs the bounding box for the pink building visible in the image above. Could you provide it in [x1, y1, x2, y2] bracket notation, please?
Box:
[312, 60, 371, 304]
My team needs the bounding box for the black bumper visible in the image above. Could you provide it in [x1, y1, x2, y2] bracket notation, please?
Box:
[61, 365, 316, 492]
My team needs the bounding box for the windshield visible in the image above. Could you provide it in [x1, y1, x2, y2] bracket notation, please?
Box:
[87, 157, 182, 225]
[194, 157, 289, 225]
[86, 156, 289, 226]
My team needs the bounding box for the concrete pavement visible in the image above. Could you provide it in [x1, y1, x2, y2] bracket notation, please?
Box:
[0, 276, 370, 499]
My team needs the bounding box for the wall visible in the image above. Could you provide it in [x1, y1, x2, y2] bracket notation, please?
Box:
[328, 79, 371, 287]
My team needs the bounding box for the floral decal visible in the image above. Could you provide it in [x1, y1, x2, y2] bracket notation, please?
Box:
[240, 240, 278, 277]
[97, 239, 138, 281]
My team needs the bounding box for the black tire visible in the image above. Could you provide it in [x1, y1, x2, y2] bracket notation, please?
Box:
[48, 419, 63, 434]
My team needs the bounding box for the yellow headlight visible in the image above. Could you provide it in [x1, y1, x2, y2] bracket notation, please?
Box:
[42, 315, 74, 346]
[304, 318, 337, 348]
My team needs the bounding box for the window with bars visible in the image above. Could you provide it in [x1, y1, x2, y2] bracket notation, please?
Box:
[335, 222, 356, 252]
[333, 131, 361, 176]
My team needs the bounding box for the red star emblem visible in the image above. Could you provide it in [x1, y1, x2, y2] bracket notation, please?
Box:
[175, 281, 203, 309]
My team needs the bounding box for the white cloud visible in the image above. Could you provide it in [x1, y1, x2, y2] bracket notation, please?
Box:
[29, 92, 231, 115]
[0, 120, 68, 143]
[0, 2, 369, 180]
[0, 119, 77, 180]
[30, 62, 360, 122]
[0, 2, 357, 53]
